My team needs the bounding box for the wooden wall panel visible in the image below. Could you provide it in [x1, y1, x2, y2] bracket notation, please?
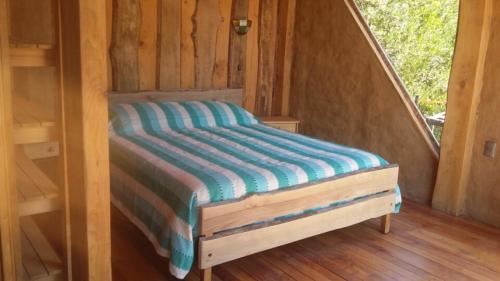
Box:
[255, 0, 278, 115]
[272, 0, 295, 116]
[111, 0, 141, 91]
[243, 0, 259, 112]
[180, 0, 196, 88]
[228, 0, 248, 88]
[110, 0, 293, 113]
[158, 0, 181, 89]
[139, 0, 157, 90]
[212, 0, 232, 88]
[289, 0, 439, 203]
[193, 0, 222, 88]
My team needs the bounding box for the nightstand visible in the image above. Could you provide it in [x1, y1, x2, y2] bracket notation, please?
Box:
[260, 116, 300, 133]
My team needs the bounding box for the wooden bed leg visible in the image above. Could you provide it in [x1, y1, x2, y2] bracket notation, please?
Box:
[381, 214, 391, 234]
[201, 267, 212, 281]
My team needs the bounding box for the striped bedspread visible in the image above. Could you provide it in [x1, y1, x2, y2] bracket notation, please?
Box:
[109, 100, 402, 279]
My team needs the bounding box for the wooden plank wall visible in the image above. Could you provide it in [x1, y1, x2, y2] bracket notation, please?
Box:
[109, 0, 296, 115]
[289, 0, 439, 204]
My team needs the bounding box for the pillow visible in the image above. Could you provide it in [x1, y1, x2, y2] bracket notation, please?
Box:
[109, 100, 259, 135]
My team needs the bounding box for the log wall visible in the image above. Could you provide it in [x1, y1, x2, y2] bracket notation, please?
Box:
[109, 0, 295, 115]
[289, 0, 439, 203]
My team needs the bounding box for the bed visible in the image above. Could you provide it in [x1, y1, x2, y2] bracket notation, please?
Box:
[108, 89, 401, 281]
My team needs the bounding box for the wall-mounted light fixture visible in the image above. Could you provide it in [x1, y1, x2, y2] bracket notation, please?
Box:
[232, 19, 252, 35]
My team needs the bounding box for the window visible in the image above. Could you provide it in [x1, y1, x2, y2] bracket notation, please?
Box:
[355, 0, 459, 140]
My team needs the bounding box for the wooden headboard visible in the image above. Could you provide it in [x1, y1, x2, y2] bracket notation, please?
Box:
[108, 89, 243, 106]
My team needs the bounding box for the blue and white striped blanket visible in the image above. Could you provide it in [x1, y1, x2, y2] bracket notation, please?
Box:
[109, 100, 401, 279]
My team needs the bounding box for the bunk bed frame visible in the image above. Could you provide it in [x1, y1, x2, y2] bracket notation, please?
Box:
[108, 89, 399, 281]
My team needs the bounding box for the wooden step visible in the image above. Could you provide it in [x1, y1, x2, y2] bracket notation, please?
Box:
[9, 44, 56, 67]
[20, 217, 64, 281]
[16, 149, 61, 217]
[13, 95, 57, 145]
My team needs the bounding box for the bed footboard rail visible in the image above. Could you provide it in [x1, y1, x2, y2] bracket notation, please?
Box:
[199, 165, 398, 236]
[199, 191, 396, 269]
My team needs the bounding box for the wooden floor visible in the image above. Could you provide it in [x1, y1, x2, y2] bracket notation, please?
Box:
[111, 200, 500, 281]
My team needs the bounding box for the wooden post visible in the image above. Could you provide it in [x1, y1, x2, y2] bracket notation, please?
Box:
[199, 215, 213, 281]
[0, 0, 23, 279]
[433, 0, 493, 215]
[59, 0, 111, 280]
[201, 267, 212, 281]
[380, 214, 391, 234]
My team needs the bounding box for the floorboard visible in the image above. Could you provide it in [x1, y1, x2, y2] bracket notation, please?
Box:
[111, 200, 500, 281]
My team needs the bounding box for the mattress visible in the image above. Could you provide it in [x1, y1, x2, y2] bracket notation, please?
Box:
[109, 100, 402, 279]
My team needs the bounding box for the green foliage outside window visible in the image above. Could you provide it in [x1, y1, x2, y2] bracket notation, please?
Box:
[354, 0, 459, 117]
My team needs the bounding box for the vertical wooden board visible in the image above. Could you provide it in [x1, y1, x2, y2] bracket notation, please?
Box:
[111, 0, 141, 91]
[80, 0, 112, 277]
[228, 0, 248, 88]
[255, 0, 278, 115]
[462, 1, 500, 227]
[272, 0, 295, 116]
[139, 0, 158, 90]
[9, 0, 55, 44]
[433, 0, 492, 214]
[107, 0, 113, 91]
[243, 0, 260, 112]
[158, 0, 181, 89]
[60, 0, 111, 279]
[193, 0, 222, 89]
[0, 0, 22, 279]
[181, 0, 196, 88]
[53, 0, 73, 274]
[212, 0, 233, 88]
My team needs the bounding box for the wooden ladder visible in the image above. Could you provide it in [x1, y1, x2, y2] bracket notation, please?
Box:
[6, 0, 69, 280]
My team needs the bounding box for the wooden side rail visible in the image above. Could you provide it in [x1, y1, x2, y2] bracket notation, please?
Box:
[199, 165, 399, 236]
[199, 191, 396, 269]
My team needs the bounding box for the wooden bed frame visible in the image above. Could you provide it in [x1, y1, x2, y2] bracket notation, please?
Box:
[108, 89, 399, 281]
